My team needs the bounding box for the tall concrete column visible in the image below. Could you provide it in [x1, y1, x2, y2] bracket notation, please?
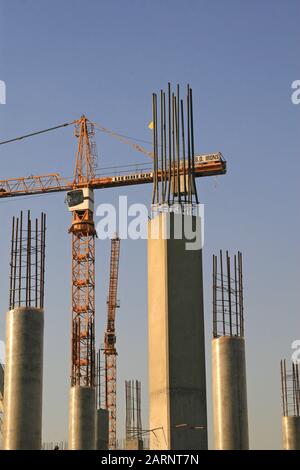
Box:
[69, 386, 96, 450]
[212, 336, 249, 450]
[3, 307, 44, 450]
[148, 213, 208, 450]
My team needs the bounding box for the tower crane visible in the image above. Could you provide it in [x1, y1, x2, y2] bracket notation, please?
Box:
[0, 109, 227, 447]
[69, 117, 97, 388]
[104, 235, 120, 450]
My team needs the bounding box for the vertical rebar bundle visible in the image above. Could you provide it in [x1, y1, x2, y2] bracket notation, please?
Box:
[96, 349, 105, 410]
[151, 83, 198, 212]
[213, 250, 244, 338]
[9, 211, 46, 310]
[125, 380, 142, 441]
[281, 360, 300, 417]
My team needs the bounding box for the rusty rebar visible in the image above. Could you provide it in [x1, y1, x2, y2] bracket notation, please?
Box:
[9, 211, 46, 310]
[125, 379, 143, 441]
[151, 83, 199, 213]
[281, 359, 300, 417]
[213, 250, 244, 338]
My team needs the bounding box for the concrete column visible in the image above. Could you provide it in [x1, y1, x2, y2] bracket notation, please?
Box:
[282, 416, 300, 450]
[3, 307, 44, 450]
[125, 438, 143, 450]
[148, 213, 207, 450]
[0, 360, 5, 449]
[96, 408, 109, 450]
[212, 335, 249, 450]
[69, 386, 96, 450]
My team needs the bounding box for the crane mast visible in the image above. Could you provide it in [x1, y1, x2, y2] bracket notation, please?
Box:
[69, 116, 97, 387]
[104, 236, 120, 450]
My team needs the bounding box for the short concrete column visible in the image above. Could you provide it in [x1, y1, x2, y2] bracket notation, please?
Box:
[282, 416, 300, 450]
[212, 336, 249, 450]
[3, 307, 44, 450]
[69, 386, 96, 450]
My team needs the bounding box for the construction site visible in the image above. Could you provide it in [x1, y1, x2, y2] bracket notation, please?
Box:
[0, 0, 299, 455]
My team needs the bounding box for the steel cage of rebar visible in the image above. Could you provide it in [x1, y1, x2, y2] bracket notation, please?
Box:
[125, 380, 142, 441]
[9, 210, 46, 310]
[213, 250, 244, 338]
[281, 359, 300, 417]
[151, 83, 199, 214]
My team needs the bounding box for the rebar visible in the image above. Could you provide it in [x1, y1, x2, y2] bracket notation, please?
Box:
[281, 359, 300, 417]
[151, 83, 199, 213]
[213, 250, 244, 338]
[125, 379, 142, 441]
[9, 211, 46, 310]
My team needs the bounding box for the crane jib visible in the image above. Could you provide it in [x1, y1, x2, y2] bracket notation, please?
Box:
[0, 159, 226, 199]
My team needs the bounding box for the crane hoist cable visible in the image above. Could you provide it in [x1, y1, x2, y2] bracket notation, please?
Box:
[92, 124, 152, 146]
[0, 121, 75, 146]
[91, 120, 154, 159]
[0, 118, 154, 160]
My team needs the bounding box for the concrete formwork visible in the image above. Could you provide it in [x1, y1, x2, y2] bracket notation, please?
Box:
[148, 213, 208, 450]
[96, 408, 109, 450]
[282, 416, 300, 450]
[212, 335, 249, 450]
[69, 386, 96, 450]
[3, 307, 44, 450]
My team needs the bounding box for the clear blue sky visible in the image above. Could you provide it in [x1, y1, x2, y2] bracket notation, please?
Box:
[0, 0, 299, 449]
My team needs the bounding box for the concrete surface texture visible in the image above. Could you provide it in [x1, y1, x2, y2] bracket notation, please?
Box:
[3, 307, 44, 450]
[96, 407, 109, 450]
[212, 335, 249, 450]
[125, 438, 144, 450]
[69, 385, 96, 450]
[148, 212, 208, 450]
[282, 416, 300, 450]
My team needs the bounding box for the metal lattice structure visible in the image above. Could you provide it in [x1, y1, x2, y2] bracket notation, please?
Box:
[71, 228, 96, 386]
[70, 117, 97, 388]
[104, 236, 120, 449]
[213, 250, 244, 338]
[281, 359, 300, 417]
[0, 154, 225, 198]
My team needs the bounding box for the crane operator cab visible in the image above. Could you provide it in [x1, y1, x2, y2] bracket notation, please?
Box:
[66, 188, 94, 213]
